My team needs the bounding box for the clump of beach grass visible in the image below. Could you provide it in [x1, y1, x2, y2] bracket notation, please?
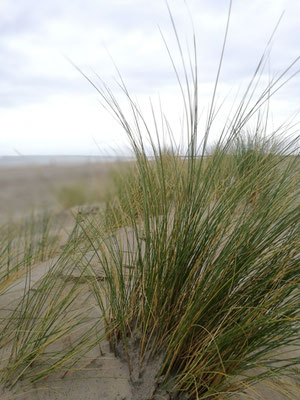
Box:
[76, 7, 300, 399]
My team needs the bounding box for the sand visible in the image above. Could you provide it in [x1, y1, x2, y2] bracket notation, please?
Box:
[0, 162, 299, 399]
[0, 161, 111, 222]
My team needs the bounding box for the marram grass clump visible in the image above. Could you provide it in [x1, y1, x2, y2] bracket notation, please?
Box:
[92, 134, 299, 399]
[80, 11, 300, 398]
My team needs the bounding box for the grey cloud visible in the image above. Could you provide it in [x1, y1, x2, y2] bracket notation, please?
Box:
[0, 0, 300, 110]
[1, 0, 300, 156]
[0, 1, 61, 37]
[0, 0, 171, 108]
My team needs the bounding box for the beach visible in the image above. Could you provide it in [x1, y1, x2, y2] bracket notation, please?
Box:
[0, 160, 299, 400]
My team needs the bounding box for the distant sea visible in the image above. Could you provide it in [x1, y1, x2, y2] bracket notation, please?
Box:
[0, 155, 132, 167]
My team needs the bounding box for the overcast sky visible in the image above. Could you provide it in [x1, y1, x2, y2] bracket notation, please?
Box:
[1, 0, 300, 156]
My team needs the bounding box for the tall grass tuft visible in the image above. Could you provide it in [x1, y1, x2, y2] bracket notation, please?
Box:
[77, 8, 300, 399]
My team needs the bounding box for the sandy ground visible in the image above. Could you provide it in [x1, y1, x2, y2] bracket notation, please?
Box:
[0, 163, 299, 399]
[0, 162, 112, 222]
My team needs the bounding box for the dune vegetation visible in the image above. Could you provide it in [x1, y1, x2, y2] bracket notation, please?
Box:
[1, 7, 300, 400]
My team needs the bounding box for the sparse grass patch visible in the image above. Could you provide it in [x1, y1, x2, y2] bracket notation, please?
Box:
[0, 212, 61, 292]
[0, 220, 105, 390]
[56, 181, 107, 208]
